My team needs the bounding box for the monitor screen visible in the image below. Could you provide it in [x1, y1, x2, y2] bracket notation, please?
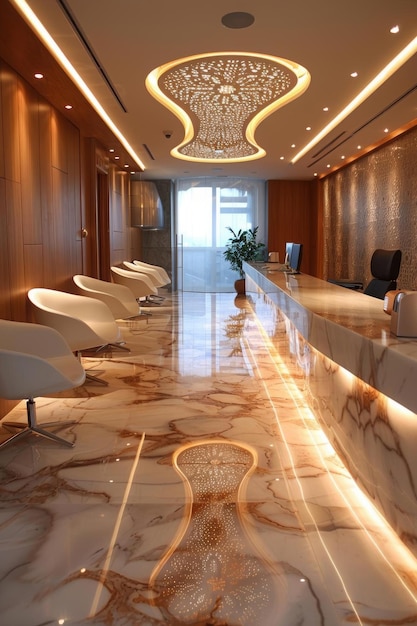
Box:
[289, 243, 303, 273]
[284, 242, 293, 267]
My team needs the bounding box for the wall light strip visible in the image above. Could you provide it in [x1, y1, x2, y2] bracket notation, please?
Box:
[11, 0, 146, 171]
[291, 36, 417, 164]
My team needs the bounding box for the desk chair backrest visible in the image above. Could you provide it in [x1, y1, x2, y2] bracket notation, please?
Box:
[364, 249, 402, 299]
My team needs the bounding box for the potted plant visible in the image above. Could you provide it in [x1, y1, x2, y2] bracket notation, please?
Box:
[223, 226, 265, 294]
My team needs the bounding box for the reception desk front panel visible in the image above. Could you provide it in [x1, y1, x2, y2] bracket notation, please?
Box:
[244, 262, 417, 558]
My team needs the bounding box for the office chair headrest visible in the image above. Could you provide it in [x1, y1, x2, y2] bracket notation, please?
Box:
[370, 249, 402, 281]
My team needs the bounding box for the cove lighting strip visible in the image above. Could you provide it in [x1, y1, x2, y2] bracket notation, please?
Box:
[11, 0, 146, 171]
[292, 36, 417, 164]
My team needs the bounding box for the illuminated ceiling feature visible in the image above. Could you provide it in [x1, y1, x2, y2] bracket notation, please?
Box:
[146, 52, 310, 163]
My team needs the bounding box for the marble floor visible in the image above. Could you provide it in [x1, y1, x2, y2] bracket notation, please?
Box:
[1, 291, 417, 625]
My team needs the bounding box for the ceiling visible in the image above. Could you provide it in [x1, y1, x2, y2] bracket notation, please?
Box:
[5, 0, 417, 181]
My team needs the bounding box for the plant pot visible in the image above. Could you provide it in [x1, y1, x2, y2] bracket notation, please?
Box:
[234, 278, 246, 295]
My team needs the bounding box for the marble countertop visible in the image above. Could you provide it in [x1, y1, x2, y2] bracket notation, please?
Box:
[244, 262, 417, 414]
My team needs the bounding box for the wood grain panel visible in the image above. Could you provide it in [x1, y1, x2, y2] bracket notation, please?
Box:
[6, 179, 26, 321]
[0, 179, 11, 319]
[19, 80, 42, 245]
[0, 61, 5, 179]
[23, 244, 44, 319]
[267, 180, 318, 276]
[1, 63, 20, 184]
[51, 109, 69, 174]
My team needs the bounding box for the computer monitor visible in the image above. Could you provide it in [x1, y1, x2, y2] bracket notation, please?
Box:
[284, 242, 293, 267]
[288, 243, 303, 274]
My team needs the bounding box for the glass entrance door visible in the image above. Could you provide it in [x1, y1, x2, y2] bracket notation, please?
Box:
[176, 178, 266, 292]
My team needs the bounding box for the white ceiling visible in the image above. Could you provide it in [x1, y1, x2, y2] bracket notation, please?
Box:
[19, 0, 417, 181]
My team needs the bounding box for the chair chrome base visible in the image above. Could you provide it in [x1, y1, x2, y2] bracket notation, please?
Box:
[0, 398, 75, 448]
[75, 351, 108, 386]
[85, 372, 108, 386]
[109, 342, 130, 352]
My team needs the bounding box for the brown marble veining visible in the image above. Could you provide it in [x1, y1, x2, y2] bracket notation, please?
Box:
[1, 291, 417, 625]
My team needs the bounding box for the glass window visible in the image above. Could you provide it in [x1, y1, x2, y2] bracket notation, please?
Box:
[176, 178, 267, 292]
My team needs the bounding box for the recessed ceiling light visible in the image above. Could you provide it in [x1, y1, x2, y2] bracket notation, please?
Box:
[341, 155, 345, 159]
[390, 25, 400, 34]
[114, 155, 120, 160]
[221, 12, 255, 29]
[306, 126, 311, 131]
[280, 156, 284, 160]
[350, 72, 358, 78]
[384, 128, 389, 133]
[64, 104, 72, 109]
[291, 143, 296, 148]
[34, 72, 43, 79]
[109, 148, 115, 153]
[357, 145, 362, 150]
[323, 106, 329, 111]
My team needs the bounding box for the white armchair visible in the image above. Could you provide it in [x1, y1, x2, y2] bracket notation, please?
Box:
[123, 261, 165, 288]
[73, 274, 141, 320]
[0, 319, 86, 448]
[132, 260, 170, 286]
[28, 288, 126, 384]
[111, 266, 159, 304]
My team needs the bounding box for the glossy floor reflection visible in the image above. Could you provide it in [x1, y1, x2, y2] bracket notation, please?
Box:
[1, 292, 417, 625]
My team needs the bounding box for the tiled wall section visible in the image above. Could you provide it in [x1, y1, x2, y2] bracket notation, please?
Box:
[322, 126, 417, 290]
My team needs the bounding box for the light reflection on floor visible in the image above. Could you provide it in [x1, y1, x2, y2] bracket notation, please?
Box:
[0, 291, 417, 625]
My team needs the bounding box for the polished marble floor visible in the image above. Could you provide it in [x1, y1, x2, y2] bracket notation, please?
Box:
[1, 291, 417, 625]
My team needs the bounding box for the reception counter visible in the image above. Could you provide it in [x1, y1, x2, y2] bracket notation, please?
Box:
[244, 261, 417, 557]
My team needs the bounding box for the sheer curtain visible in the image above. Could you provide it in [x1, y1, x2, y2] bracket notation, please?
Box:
[175, 178, 267, 292]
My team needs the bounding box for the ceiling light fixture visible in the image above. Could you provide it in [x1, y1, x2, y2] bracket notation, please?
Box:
[146, 52, 310, 163]
[130, 181, 164, 230]
[11, 0, 146, 172]
[292, 35, 417, 164]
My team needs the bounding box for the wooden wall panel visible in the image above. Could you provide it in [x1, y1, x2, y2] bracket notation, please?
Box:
[1, 63, 21, 184]
[0, 63, 5, 179]
[19, 80, 42, 245]
[0, 179, 10, 319]
[23, 244, 44, 320]
[267, 180, 319, 276]
[5, 179, 26, 320]
[51, 109, 69, 173]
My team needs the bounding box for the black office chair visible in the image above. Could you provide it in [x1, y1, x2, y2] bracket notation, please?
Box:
[329, 249, 402, 300]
